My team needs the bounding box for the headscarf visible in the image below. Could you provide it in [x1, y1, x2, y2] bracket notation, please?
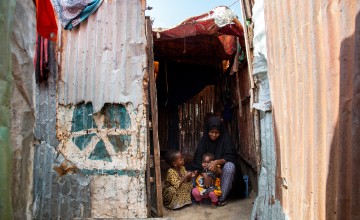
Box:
[190, 117, 238, 170]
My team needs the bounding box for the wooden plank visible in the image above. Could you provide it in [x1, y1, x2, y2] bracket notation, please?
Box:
[235, 3, 256, 110]
[242, 0, 253, 20]
[146, 18, 163, 217]
[145, 17, 153, 217]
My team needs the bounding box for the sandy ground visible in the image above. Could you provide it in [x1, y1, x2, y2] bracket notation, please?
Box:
[162, 191, 255, 220]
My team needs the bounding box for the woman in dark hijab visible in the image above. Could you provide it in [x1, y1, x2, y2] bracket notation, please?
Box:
[188, 116, 245, 205]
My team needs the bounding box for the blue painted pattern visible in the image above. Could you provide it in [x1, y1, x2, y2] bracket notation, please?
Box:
[71, 103, 131, 162]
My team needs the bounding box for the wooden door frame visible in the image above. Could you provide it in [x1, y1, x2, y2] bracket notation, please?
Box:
[145, 16, 163, 217]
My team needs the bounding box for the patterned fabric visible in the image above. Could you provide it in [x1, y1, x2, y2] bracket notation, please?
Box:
[50, 0, 103, 30]
[219, 162, 235, 202]
[162, 166, 193, 210]
[192, 188, 218, 203]
[195, 170, 222, 197]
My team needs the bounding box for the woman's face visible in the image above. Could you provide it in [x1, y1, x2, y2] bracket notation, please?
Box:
[208, 128, 220, 141]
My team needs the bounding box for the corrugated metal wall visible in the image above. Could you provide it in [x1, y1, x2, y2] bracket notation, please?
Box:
[264, 1, 360, 219]
[56, 0, 148, 218]
[58, 0, 146, 112]
[33, 42, 92, 220]
[236, 65, 258, 170]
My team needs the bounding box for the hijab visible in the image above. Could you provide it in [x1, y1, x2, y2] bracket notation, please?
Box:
[191, 116, 238, 170]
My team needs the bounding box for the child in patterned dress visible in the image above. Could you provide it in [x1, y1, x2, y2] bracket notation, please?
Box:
[192, 153, 222, 206]
[162, 150, 196, 210]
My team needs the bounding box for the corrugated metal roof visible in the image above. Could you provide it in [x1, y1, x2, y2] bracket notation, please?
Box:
[57, 0, 147, 112]
[264, 1, 360, 219]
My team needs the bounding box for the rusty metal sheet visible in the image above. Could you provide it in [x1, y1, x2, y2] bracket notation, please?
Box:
[55, 0, 149, 218]
[264, 1, 360, 219]
[57, 0, 147, 112]
[56, 0, 147, 171]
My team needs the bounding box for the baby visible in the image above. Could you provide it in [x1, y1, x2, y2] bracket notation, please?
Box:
[192, 153, 222, 206]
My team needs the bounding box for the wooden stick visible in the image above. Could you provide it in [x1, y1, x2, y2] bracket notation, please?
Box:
[146, 18, 163, 217]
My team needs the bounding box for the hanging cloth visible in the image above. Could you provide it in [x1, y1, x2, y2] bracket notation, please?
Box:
[36, 0, 58, 41]
[50, 0, 103, 30]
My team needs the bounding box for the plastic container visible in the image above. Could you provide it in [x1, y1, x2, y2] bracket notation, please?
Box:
[243, 175, 249, 198]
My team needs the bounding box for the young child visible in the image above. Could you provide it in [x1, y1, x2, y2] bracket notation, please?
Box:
[192, 153, 222, 206]
[162, 149, 195, 210]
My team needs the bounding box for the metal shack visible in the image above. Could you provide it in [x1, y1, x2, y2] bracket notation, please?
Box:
[1, 0, 359, 219]
[240, 0, 360, 219]
[7, 0, 157, 219]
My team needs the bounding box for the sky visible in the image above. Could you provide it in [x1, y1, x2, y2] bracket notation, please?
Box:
[145, 0, 244, 28]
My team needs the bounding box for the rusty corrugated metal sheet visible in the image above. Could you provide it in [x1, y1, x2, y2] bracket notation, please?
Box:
[237, 66, 258, 170]
[55, 0, 149, 218]
[264, 1, 360, 219]
[58, 0, 146, 112]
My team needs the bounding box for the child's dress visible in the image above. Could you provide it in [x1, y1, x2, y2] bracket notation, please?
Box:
[162, 166, 193, 209]
[195, 170, 222, 197]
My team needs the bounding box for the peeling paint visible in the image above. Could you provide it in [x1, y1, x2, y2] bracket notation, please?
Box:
[56, 103, 147, 172]
[54, 0, 149, 217]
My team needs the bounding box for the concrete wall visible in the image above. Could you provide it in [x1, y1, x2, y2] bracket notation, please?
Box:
[10, 0, 36, 219]
[0, 0, 15, 219]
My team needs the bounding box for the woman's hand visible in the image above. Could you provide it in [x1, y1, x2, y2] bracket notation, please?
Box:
[201, 173, 213, 188]
[207, 160, 218, 173]
[191, 170, 198, 178]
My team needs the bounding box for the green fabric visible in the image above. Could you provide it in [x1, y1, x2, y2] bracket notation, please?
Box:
[0, 0, 15, 219]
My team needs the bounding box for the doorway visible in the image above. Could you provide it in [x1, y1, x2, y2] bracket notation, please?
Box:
[146, 7, 259, 218]
[153, 56, 256, 220]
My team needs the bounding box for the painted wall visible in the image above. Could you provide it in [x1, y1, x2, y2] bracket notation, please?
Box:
[56, 0, 148, 217]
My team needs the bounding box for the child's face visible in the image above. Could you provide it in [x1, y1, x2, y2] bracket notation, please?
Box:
[172, 152, 184, 167]
[201, 156, 213, 169]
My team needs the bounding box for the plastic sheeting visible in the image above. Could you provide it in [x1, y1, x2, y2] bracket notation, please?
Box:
[153, 6, 245, 51]
[0, 0, 15, 219]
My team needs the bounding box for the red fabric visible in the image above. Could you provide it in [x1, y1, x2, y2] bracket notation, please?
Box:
[36, 0, 58, 41]
[34, 34, 50, 83]
[218, 35, 237, 56]
[153, 7, 245, 55]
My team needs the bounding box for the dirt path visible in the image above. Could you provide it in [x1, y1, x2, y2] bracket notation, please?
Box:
[162, 191, 255, 220]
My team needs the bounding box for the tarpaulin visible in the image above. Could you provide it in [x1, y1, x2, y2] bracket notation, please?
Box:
[153, 6, 245, 52]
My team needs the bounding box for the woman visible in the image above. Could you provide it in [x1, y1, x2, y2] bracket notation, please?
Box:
[188, 116, 245, 205]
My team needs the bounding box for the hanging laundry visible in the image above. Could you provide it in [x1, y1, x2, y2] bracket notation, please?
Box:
[34, 34, 50, 83]
[36, 0, 58, 41]
[50, 0, 103, 30]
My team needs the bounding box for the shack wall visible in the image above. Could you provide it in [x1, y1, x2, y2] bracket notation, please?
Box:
[264, 1, 360, 219]
[55, 0, 148, 218]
